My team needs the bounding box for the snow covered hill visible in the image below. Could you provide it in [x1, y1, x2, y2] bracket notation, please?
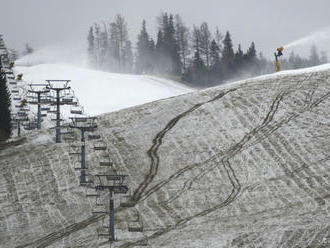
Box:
[15, 64, 193, 115]
[2, 64, 330, 248]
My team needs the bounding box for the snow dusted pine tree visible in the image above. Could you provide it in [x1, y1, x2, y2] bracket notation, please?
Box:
[0, 69, 12, 142]
[87, 26, 96, 68]
[136, 20, 152, 74]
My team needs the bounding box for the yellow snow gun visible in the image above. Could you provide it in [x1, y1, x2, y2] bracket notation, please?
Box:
[275, 47, 284, 72]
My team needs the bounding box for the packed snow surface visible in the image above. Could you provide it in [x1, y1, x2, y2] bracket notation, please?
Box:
[2, 65, 330, 248]
[15, 64, 192, 115]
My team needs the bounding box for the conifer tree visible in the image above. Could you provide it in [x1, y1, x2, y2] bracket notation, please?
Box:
[210, 39, 221, 82]
[309, 45, 321, 66]
[122, 40, 133, 73]
[136, 20, 151, 74]
[221, 31, 235, 78]
[234, 44, 244, 69]
[87, 26, 96, 67]
[0, 69, 12, 142]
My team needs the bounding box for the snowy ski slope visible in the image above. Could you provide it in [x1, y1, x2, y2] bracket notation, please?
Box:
[2, 64, 330, 247]
[15, 64, 193, 115]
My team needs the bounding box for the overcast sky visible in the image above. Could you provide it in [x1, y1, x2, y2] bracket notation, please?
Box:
[1, 0, 329, 59]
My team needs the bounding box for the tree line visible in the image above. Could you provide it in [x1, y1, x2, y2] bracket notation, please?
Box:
[87, 13, 328, 87]
[0, 56, 12, 142]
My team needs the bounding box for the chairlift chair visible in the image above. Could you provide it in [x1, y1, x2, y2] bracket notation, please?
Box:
[88, 134, 101, 140]
[13, 97, 21, 101]
[94, 141, 107, 151]
[120, 194, 135, 208]
[70, 106, 83, 115]
[41, 106, 50, 111]
[99, 155, 113, 167]
[69, 145, 81, 155]
[128, 212, 144, 232]
[62, 97, 73, 103]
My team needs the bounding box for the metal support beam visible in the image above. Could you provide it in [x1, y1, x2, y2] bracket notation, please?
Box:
[17, 120, 21, 137]
[109, 190, 115, 241]
[37, 93, 41, 129]
[80, 130, 86, 184]
[56, 89, 61, 143]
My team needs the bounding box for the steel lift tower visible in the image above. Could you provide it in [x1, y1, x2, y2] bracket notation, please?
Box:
[27, 84, 50, 129]
[93, 173, 129, 242]
[69, 116, 97, 185]
[46, 80, 76, 143]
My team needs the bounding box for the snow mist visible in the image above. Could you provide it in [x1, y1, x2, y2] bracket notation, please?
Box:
[284, 26, 330, 49]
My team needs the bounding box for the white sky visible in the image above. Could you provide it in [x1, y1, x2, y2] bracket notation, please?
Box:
[1, 0, 329, 59]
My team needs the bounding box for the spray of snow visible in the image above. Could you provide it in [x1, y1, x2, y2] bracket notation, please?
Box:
[284, 26, 330, 50]
[15, 42, 87, 67]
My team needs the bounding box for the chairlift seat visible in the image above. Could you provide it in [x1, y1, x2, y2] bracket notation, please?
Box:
[70, 110, 83, 114]
[120, 201, 135, 208]
[128, 226, 143, 232]
[88, 134, 101, 140]
[100, 161, 113, 167]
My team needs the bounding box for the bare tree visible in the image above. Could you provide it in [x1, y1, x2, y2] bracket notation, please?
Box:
[115, 14, 128, 68]
[215, 27, 223, 51]
[175, 14, 190, 71]
[199, 22, 212, 67]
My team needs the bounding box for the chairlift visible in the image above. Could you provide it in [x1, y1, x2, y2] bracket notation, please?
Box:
[120, 194, 135, 208]
[99, 161, 113, 167]
[19, 107, 30, 112]
[128, 211, 144, 232]
[41, 113, 47, 117]
[94, 141, 107, 151]
[47, 108, 57, 114]
[99, 155, 113, 167]
[17, 111, 27, 117]
[62, 98, 73, 103]
[41, 106, 50, 111]
[88, 134, 101, 140]
[11, 89, 19, 93]
[74, 117, 88, 122]
[13, 97, 21, 101]
[70, 106, 83, 115]
[69, 145, 81, 155]
[63, 136, 75, 142]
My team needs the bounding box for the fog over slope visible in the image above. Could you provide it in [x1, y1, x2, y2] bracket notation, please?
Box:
[2, 66, 330, 247]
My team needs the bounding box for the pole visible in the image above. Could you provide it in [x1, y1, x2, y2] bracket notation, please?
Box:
[81, 130, 86, 184]
[37, 93, 41, 129]
[56, 89, 61, 143]
[17, 120, 21, 137]
[109, 190, 115, 241]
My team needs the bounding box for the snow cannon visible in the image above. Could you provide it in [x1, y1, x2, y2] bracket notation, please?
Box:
[9, 61, 15, 68]
[274, 47, 284, 72]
